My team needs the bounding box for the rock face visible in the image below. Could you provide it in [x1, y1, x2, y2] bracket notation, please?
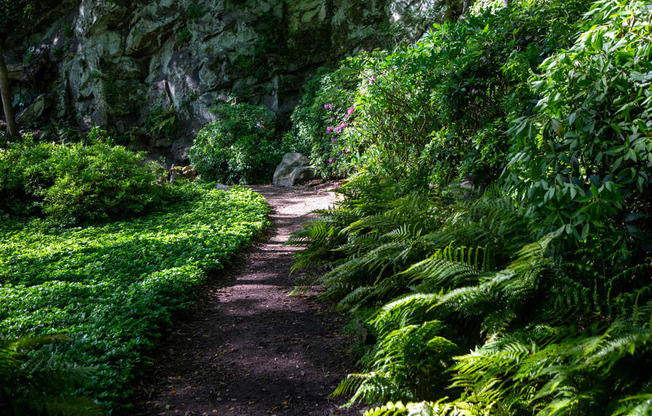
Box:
[273, 153, 315, 187]
[5, 0, 442, 163]
[16, 95, 47, 127]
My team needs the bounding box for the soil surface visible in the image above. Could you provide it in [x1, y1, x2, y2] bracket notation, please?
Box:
[125, 183, 365, 416]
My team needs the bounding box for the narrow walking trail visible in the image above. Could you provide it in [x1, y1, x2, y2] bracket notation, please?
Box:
[127, 184, 363, 416]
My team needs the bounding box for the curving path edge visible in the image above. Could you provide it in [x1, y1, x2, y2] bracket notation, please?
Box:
[126, 184, 363, 416]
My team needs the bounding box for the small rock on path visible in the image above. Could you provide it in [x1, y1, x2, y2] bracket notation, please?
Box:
[125, 184, 364, 416]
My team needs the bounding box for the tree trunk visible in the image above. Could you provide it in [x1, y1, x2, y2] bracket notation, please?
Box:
[0, 43, 18, 137]
[445, 0, 454, 21]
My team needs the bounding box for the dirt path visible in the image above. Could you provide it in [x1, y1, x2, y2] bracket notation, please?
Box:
[126, 184, 363, 416]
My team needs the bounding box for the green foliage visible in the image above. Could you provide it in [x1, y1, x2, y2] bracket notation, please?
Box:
[292, 179, 543, 405]
[504, 0, 652, 251]
[175, 28, 192, 48]
[0, 335, 104, 416]
[296, 170, 652, 415]
[292, 3, 652, 411]
[62, 24, 74, 38]
[143, 103, 177, 138]
[287, 58, 369, 177]
[22, 47, 34, 63]
[335, 321, 458, 405]
[190, 103, 284, 184]
[103, 80, 118, 106]
[38, 120, 87, 144]
[14, 90, 38, 112]
[185, 5, 203, 19]
[287, 0, 590, 187]
[0, 0, 32, 39]
[232, 15, 288, 80]
[0, 185, 269, 409]
[0, 131, 164, 224]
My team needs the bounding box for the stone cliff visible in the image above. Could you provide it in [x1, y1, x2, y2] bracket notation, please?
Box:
[5, 0, 442, 163]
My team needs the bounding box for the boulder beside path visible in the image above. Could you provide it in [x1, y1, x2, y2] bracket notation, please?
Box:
[273, 153, 315, 187]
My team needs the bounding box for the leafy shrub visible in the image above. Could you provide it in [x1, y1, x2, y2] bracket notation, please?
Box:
[287, 59, 370, 177]
[0, 185, 268, 409]
[0, 131, 164, 224]
[175, 28, 192, 48]
[143, 103, 177, 138]
[290, 2, 652, 415]
[288, 0, 589, 188]
[504, 0, 652, 251]
[190, 103, 283, 184]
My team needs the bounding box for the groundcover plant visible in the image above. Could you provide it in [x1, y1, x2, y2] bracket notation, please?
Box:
[0, 184, 268, 409]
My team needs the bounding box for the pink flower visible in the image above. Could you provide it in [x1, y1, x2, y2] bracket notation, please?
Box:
[345, 147, 350, 153]
[370, 76, 376, 83]
[346, 107, 355, 117]
[332, 122, 348, 134]
[326, 126, 333, 133]
[324, 104, 334, 110]
[331, 137, 336, 143]
[328, 158, 335, 163]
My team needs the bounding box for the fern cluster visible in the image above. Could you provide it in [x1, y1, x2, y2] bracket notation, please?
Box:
[291, 168, 652, 415]
[286, 0, 652, 412]
[0, 335, 103, 416]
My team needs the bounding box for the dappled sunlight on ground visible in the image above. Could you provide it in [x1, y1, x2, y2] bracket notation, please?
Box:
[125, 183, 363, 416]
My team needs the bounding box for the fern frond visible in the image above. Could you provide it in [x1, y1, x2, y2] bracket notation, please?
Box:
[401, 248, 481, 289]
[613, 394, 652, 416]
[362, 400, 452, 416]
[0, 335, 103, 416]
[371, 293, 440, 337]
[338, 286, 376, 310]
[39, 396, 105, 416]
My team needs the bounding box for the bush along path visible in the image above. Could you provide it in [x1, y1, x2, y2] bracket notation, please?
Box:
[126, 184, 364, 416]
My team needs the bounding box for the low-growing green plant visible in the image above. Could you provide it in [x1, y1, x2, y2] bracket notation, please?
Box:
[176, 28, 192, 48]
[190, 103, 284, 184]
[143, 103, 177, 138]
[0, 185, 269, 409]
[294, 171, 652, 415]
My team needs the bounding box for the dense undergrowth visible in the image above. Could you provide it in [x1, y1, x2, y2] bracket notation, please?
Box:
[189, 103, 286, 184]
[0, 128, 165, 225]
[290, 0, 652, 415]
[0, 132, 269, 411]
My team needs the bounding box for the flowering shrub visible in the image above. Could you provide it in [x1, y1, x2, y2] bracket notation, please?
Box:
[286, 58, 372, 177]
[288, 0, 588, 187]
